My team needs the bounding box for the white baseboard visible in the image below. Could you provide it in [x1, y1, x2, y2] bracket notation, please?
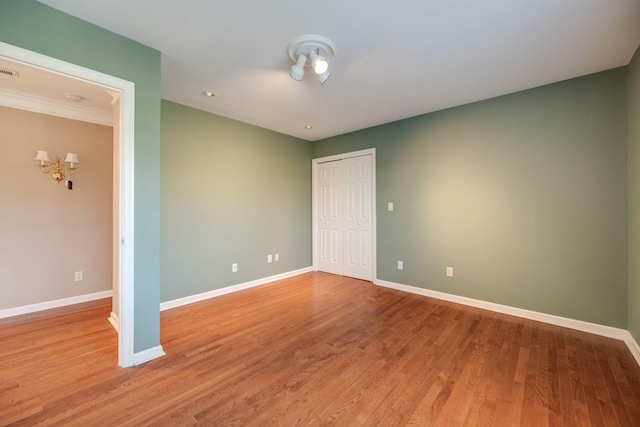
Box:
[624, 331, 640, 367]
[374, 279, 640, 366]
[133, 345, 166, 366]
[108, 311, 119, 333]
[160, 267, 313, 311]
[0, 290, 113, 319]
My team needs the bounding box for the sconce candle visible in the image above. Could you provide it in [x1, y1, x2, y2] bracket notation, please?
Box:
[34, 150, 80, 184]
[64, 152, 80, 169]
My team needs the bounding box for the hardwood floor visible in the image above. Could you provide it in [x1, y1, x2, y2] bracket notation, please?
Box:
[2, 272, 640, 426]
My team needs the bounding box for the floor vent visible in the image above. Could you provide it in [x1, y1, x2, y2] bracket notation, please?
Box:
[0, 67, 19, 78]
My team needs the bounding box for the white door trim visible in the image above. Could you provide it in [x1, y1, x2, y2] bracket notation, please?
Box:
[312, 148, 376, 281]
[0, 42, 136, 368]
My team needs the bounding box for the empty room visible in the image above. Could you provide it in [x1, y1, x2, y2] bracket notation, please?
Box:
[1, 0, 640, 425]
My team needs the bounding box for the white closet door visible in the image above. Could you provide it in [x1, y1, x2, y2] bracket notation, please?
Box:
[318, 161, 344, 276]
[343, 156, 372, 280]
[317, 155, 373, 281]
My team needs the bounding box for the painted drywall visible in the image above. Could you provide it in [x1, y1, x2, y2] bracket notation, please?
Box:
[0, 107, 112, 309]
[0, 0, 161, 352]
[628, 45, 640, 342]
[160, 101, 312, 302]
[313, 68, 628, 328]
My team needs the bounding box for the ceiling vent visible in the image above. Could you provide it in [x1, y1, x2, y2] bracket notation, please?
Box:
[0, 67, 19, 78]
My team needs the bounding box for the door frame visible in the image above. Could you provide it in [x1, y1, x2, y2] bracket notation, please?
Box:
[312, 148, 376, 281]
[0, 41, 136, 368]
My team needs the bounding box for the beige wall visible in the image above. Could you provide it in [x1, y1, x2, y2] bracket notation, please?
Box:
[0, 106, 113, 309]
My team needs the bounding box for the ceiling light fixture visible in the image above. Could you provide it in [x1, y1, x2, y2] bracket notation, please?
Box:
[202, 91, 216, 97]
[287, 35, 336, 85]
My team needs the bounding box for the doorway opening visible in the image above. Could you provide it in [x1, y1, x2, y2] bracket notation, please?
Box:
[0, 41, 136, 367]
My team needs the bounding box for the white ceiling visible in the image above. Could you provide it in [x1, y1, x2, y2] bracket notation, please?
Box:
[0, 58, 114, 125]
[30, 0, 640, 141]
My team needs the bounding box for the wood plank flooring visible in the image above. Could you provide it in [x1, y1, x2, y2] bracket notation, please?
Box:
[1, 272, 640, 426]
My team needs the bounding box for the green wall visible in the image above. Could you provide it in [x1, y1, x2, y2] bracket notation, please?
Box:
[160, 101, 312, 302]
[629, 46, 640, 341]
[0, 0, 162, 352]
[314, 69, 628, 328]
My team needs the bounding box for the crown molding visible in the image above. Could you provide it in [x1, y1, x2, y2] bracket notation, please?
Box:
[0, 87, 113, 126]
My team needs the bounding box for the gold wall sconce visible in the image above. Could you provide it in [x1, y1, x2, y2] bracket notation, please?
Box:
[34, 150, 80, 188]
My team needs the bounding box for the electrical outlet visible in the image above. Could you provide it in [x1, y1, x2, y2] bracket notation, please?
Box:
[397, 260, 403, 270]
[388, 202, 394, 211]
[232, 263, 238, 273]
[446, 266, 453, 277]
[268, 254, 273, 263]
[274, 253, 279, 262]
[74, 271, 83, 281]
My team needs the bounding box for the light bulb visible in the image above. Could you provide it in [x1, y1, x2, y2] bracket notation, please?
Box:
[310, 50, 329, 75]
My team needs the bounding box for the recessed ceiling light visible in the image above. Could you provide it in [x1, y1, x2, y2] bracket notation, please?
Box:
[65, 93, 84, 102]
[202, 91, 216, 97]
[304, 125, 313, 129]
